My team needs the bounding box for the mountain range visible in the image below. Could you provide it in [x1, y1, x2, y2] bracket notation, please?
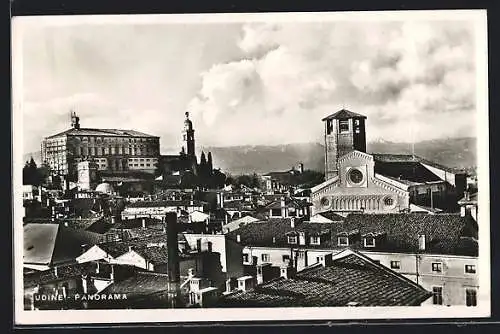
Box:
[23, 137, 477, 176]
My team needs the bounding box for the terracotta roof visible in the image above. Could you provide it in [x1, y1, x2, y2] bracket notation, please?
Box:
[24, 262, 94, 289]
[46, 127, 158, 139]
[220, 250, 431, 307]
[316, 211, 345, 222]
[101, 271, 170, 298]
[98, 243, 131, 258]
[227, 213, 478, 256]
[134, 246, 169, 264]
[321, 109, 367, 121]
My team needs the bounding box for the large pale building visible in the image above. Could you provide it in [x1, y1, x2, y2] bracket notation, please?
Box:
[311, 109, 467, 215]
[41, 112, 160, 179]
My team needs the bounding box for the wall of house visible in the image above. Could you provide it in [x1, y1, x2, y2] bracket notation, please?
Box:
[184, 234, 228, 274]
[114, 250, 148, 270]
[76, 246, 110, 263]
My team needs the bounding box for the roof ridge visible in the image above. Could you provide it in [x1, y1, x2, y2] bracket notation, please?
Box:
[331, 249, 431, 294]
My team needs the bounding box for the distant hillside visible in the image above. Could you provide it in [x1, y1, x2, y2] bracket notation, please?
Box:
[207, 143, 325, 175]
[23, 137, 477, 175]
[208, 137, 477, 175]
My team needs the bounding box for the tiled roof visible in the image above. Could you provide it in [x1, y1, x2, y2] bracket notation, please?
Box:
[227, 213, 478, 256]
[317, 211, 345, 222]
[46, 127, 158, 139]
[101, 271, 170, 298]
[126, 200, 205, 208]
[24, 262, 95, 289]
[341, 213, 478, 255]
[134, 246, 169, 264]
[98, 243, 131, 258]
[226, 218, 331, 248]
[321, 109, 367, 121]
[220, 250, 430, 307]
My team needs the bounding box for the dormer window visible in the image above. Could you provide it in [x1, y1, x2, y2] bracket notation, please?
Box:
[338, 236, 349, 246]
[364, 236, 375, 247]
[287, 235, 297, 244]
[339, 120, 349, 133]
[310, 236, 320, 245]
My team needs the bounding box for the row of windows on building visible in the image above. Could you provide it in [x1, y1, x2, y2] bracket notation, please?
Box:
[245, 253, 476, 276]
[432, 286, 477, 307]
[325, 119, 363, 135]
[71, 146, 157, 156]
[71, 136, 157, 144]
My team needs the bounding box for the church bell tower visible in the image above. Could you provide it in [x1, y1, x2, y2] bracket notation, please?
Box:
[322, 109, 367, 180]
[182, 112, 195, 156]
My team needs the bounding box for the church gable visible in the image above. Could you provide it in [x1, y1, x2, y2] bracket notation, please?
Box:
[311, 150, 410, 215]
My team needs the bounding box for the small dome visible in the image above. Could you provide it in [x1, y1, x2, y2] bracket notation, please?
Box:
[95, 182, 114, 194]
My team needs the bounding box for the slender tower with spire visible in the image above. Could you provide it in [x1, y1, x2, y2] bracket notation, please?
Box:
[182, 112, 195, 157]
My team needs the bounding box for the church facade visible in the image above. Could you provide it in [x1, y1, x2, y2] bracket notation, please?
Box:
[310, 109, 467, 215]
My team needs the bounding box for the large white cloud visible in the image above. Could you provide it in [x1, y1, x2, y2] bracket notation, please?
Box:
[188, 20, 477, 146]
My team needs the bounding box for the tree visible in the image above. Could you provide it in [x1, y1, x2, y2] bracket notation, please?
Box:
[23, 157, 40, 185]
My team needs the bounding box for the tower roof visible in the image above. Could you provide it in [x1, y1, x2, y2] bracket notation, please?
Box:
[322, 109, 367, 121]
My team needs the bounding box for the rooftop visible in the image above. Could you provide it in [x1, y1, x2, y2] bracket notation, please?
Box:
[220, 250, 431, 307]
[100, 271, 170, 299]
[133, 246, 169, 265]
[46, 127, 159, 139]
[322, 109, 367, 121]
[263, 198, 311, 210]
[24, 223, 105, 267]
[372, 154, 464, 175]
[125, 200, 206, 208]
[315, 211, 345, 222]
[227, 213, 478, 256]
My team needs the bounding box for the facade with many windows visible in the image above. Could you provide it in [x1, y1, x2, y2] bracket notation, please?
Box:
[41, 112, 160, 178]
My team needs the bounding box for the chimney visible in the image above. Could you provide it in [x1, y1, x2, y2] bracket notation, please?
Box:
[111, 216, 116, 224]
[166, 212, 180, 284]
[128, 245, 133, 252]
[418, 234, 426, 252]
[142, 218, 146, 229]
[290, 218, 295, 228]
[236, 234, 241, 243]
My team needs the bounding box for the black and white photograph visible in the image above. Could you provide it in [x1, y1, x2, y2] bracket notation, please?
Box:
[12, 10, 490, 324]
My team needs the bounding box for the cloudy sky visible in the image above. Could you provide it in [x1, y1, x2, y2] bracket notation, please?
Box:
[17, 14, 481, 155]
